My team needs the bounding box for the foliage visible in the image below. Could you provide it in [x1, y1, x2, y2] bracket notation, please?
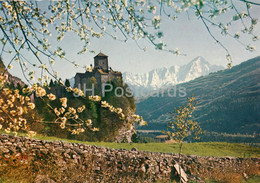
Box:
[0, 74, 38, 137]
[163, 95, 203, 182]
[164, 95, 203, 144]
[0, 72, 135, 139]
[32, 79, 141, 142]
[49, 79, 55, 87]
[65, 79, 70, 87]
[131, 133, 139, 143]
[1, 55, 145, 140]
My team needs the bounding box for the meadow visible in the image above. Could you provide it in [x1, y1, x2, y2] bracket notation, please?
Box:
[3, 132, 259, 158]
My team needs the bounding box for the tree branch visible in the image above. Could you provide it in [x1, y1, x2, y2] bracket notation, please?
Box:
[238, 0, 260, 6]
[195, 6, 232, 63]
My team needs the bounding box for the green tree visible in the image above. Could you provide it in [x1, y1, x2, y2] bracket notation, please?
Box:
[89, 77, 98, 95]
[131, 133, 138, 143]
[89, 101, 98, 120]
[49, 79, 55, 87]
[163, 95, 203, 182]
[65, 79, 70, 87]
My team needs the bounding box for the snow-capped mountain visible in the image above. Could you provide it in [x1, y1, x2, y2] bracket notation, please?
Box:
[123, 56, 224, 97]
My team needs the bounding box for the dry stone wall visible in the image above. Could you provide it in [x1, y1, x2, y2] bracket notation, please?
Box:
[0, 134, 259, 182]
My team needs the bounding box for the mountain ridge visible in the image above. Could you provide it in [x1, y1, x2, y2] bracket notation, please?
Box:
[123, 56, 224, 97]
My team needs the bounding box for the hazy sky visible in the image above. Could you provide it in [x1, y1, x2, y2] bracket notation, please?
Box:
[3, 0, 260, 81]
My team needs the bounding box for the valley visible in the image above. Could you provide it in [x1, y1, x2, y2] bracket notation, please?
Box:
[135, 57, 260, 139]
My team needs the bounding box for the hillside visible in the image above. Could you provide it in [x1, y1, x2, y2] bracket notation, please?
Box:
[136, 56, 260, 134]
[0, 58, 25, 87]
[0, 57, 136, 143]
[123, 56, 224, 97]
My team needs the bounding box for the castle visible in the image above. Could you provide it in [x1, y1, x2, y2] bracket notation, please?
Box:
[74, 53, 122, 92]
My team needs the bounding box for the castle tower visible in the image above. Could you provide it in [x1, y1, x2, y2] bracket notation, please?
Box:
[94, 52, 108, 72]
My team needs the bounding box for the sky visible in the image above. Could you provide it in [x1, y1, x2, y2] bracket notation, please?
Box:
[3, 0, 260, 82]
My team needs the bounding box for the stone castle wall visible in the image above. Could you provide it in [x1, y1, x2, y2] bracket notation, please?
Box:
[0, 134, 259, 182]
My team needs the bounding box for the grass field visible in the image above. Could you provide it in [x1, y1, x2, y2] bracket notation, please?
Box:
[2, 132, 259, 158]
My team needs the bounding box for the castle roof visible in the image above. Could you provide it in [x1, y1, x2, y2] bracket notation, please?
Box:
[75, 73, 86, 78]
[110, 70, 122, 75]
[97, 69, 108, 75]
[75, 71, 95, 78]
[94, 52, 108, 58]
